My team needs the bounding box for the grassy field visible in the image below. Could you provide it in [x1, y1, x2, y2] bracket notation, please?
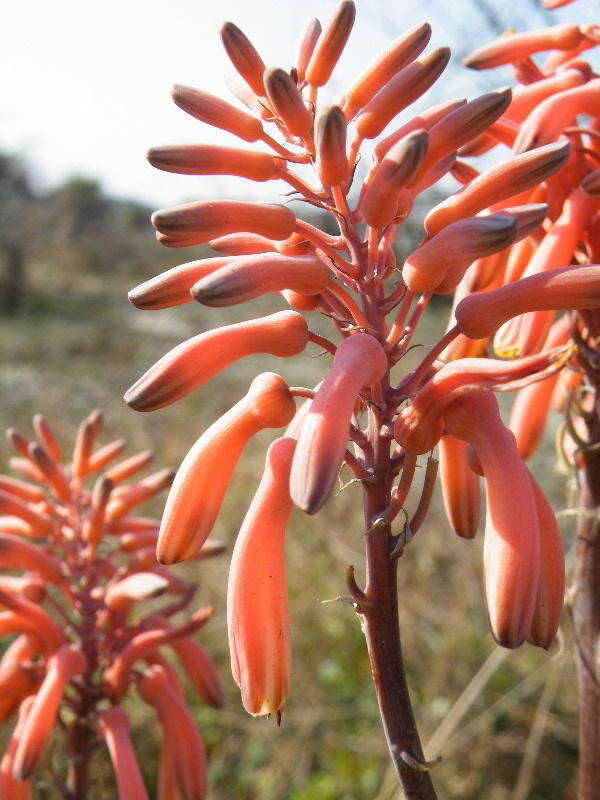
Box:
[0, 235, 580, 799]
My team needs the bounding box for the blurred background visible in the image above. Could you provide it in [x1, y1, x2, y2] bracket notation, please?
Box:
[1, 0, 598, 797]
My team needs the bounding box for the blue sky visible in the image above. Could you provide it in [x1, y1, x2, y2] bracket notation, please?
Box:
[1, 0, 595, 205]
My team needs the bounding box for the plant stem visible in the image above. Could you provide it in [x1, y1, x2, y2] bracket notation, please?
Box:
[66, 718, 94, 800]
[361, 428, 438, 800]
[573, 391, 600, 800]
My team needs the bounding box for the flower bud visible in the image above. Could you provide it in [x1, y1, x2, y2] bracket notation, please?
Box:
[443, 392, 539, 648]
[104, 573, 169, 613]
[105, 469, 174, 522]
[439, 436, 480, 539]
[403, 212, 518, 293]
[527, 472, 565, 649]
[455, 265, 600, 340]
[151, 200, 296, 244]
[355, 47, 450, 140]
[128, 257, 237, 310]
[125, 310, 308, 412]
[264, 68, 313, 139]
[507, 68, 587, 123]
[13, 645, 87, 780]
[424, 141, 569, 236]
[394, 350, 561, 454]
[191, 253, 330, 307]
[343, 23, 431, 119]
[360, 130, 428, 228]
[410, 88, 512, 187]
[315, 105, 348, 187]
[0, 534, 62, 584]
[27, 443, 70, 503]
[147, 144, 279, 181]
[88, 438, 126, 472]
[0, 696, 34, 799]
[209, 232, 278, 255]
[98, 708, 150, 800]
[158, 373, 296, 563]
[0, 636, 39, 725]
[291, 334, 387, 513]
[374, 98, 465, 162]
[171, 83, 264, 142]
[464, 24, 583, 70]
[32, 415, 62, 463]
[295, 18, 321, 84]
[508, 315, 571, 459]
[104, 451, 154, 484]
[514, 79, 600, 152]
[0, 476, 45, 504]
[228, 437, 295, 716]
[220, 22, 266, 97]
[305, 1, 356, 87]
[137, 665, 207, 800]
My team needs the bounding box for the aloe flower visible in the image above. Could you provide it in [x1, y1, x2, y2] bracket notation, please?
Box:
[0, 412, 222, 799]
[458, 9, 600, 796]
[130, 3, 600, 796]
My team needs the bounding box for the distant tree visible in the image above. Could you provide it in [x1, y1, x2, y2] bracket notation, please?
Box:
[0, 154, 36, 314]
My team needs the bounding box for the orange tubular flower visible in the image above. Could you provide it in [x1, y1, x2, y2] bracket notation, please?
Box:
[514, 79, 600, 152]
[13, 645, 87, 780]
[315, 105, 349, 187]
[444, 392, 540, 648]
[157, 373, 296, 563]
[402, 212, 519, 293]
[424, 140, 570, 237]
[305, 0, 356, 88]
[0, 636, 39, 725]
[221, 21, 267, 97]
[394, 349, 564, 454]
[98, 709, 149, 800]
[355, 47, 451, 140]
[171, 85, 264, 142]
[455, 265, 600, 340]
[228, 437, 295, 716]
[290, 334, 387, 513]
[360, 129, 429, 229]
[509, 315, 571, 459]
[147, 144, 280, 181]
[526, 471, 565, 650]
[265, 68, 314, 140]
[137, 665, 208, 800]
[438, 436, 481, 539]
[342, 23, 431, 120]
[151, 199, 296, 246]
[124, 310, 308, 412]
[0, 413, 222, 797]
[191, 253, 330, 307]
[0, 696, 34, 800]
[464, 24, 583, 70]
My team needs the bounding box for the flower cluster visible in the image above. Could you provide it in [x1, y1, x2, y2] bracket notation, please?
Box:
[128, 0, 600, 733]
[0, 412, 222, 799]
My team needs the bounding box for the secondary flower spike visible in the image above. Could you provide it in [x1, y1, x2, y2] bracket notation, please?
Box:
[228, 437, 296, 716]
[157, 373, 296, 563]
[0, 412, 222, 797]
